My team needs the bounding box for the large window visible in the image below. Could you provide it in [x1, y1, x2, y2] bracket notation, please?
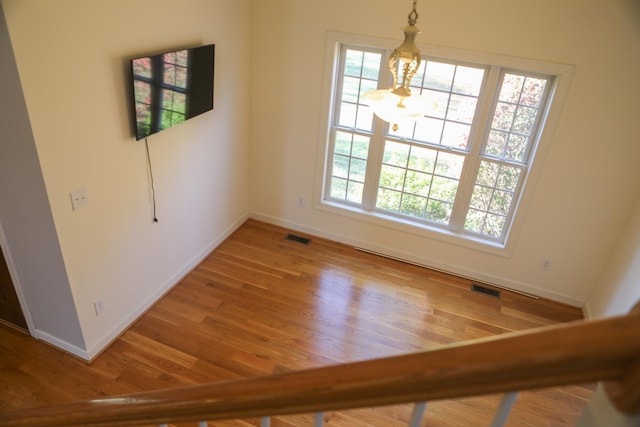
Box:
[322, 39, 561, 247]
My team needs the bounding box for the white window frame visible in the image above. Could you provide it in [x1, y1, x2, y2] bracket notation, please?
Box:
[314, 32, 574, 256]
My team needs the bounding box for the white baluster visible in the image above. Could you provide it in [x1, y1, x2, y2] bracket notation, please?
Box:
[314, 411, 325, 426]
[407, 402, 427, 427]
[261, 416, 271, 427]
[158, 424, 168, 427]
[490, 392, 519, 427]
[198, 422, 207, 427]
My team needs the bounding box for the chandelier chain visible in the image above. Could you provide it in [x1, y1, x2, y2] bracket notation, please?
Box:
[408, 0, 419, 25]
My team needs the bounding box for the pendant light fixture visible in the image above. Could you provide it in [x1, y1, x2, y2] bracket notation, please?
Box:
[363, 0, 432, 131]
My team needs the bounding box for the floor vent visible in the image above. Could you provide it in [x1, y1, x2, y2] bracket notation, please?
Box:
[285, 233, 311, 245]
[471, 283, 501, 299]
[354, 247, 539, 300]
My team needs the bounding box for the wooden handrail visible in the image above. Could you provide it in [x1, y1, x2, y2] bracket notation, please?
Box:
[2, 306, 639, 427]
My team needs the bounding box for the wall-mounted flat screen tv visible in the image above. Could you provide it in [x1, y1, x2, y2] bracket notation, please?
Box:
[130, 44, 215, 140]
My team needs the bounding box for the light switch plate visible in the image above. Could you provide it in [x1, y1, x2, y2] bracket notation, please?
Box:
[70, 188, 89, 211]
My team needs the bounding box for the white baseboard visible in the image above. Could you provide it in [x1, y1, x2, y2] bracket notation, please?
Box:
[250, 212, 585, 308]
[81, 214, 249, 361]
[33, 329, 90, 360]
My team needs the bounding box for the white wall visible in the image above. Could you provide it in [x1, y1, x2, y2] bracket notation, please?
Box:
[2, 0, 251, 359]
[586, 195, 640, 318]
[249, 0, 640, 307]
[0, 5, 85, 352]
[578, 194, 640, 427]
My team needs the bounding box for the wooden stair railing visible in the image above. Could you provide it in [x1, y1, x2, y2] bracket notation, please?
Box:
[1, 303, 639, 427]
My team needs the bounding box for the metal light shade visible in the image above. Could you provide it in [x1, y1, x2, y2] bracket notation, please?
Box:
[362, 89, 432, 129]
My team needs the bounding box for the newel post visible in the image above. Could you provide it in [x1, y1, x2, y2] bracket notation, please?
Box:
[604, 301, 640, 415]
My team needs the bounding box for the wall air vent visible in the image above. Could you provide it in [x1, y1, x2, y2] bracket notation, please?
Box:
[471, 283, 501, 299]
[285, 233, 311, 245]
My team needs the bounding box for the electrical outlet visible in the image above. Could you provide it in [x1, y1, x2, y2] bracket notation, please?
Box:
[542, 259, 552, 271]
[297, 195, 305, 207]
[93, 298, 105, 316]
[70, 188, 89, 211]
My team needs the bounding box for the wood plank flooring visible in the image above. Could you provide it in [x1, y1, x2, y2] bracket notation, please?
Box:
[0, 219, 593, 426]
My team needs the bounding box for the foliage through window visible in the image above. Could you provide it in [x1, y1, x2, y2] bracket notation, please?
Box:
[324, 43, 554, 245]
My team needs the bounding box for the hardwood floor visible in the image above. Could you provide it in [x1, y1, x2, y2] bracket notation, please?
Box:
[0, 219, 593, 426]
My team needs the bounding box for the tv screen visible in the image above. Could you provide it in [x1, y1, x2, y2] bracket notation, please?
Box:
[130, 44, 215, 140]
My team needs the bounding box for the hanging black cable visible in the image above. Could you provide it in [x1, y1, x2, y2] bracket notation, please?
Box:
[144, 137, 158, 223]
